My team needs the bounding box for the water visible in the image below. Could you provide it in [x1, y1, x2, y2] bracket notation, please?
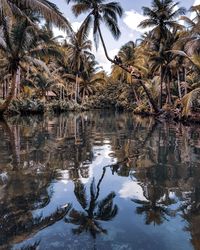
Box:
[0, 111, 200, 250]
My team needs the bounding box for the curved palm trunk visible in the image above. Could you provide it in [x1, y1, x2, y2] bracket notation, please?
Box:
[97, 26, 159, 113]
[0, 71, 17, 117]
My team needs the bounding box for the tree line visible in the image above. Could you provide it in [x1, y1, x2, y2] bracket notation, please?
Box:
[0, 0, 200, 118]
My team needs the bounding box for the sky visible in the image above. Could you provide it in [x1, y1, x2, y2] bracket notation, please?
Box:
[52, 0, 200, 72]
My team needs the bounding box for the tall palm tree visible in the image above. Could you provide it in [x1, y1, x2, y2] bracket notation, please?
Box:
[138, 0, 186, 108]
[65, 23, 93, 102]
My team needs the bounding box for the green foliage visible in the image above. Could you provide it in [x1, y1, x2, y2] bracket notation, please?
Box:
[8, 98, 45, 115]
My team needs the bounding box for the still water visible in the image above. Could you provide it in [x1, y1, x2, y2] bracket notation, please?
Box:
[0, 111, 200, 250]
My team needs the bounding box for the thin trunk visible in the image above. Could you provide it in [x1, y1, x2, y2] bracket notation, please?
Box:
[3, 80, 5, 100]
[60, 87, 62, 100]
[159, 67, 163, 109]
[97, 26, 159, 113]
[17, 67, 21, 96]
[75, 74, 78, 103]
[132, 85, 140, 104]
[165, 74, 172, 105]
[62, 87, 64, 100]
[82, 88, 86, 104]
[139, 80, 160, 113]
[184, 67, 187, 95]
[0, 71, 17, 116]
[177, 70, 182, 99]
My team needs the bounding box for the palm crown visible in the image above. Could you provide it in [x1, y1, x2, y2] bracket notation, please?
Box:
[139, 0, 186, 40]
[67, 0, 123, 47]
[0, 0, 71, 31]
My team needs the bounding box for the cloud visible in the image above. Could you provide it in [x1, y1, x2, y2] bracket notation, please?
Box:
[71, 21, 82, 31]
[94, 46, 119, 73]
[119, 180, 148, 200]
[123, 9, 150, 33]
[193, 0, 200, 5]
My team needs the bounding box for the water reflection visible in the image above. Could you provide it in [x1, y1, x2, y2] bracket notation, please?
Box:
[0, 112, 200, 249]
[66, 167, 118, 238]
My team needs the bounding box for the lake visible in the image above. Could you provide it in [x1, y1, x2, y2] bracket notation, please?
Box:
[0, 111, 200, 250]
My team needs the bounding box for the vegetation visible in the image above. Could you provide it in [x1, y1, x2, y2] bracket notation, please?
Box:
[0, 0, 200, 122]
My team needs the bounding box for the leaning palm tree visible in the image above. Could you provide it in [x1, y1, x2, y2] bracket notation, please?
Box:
[111, 41, 136, 84]
[67, 0, 123, 52]
[67, 0, 160, 112]
[0, 17, 62, 115]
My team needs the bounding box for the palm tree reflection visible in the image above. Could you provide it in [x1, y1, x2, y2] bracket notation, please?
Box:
[132, 185, 176, 225]
[65, 167, 118, 238]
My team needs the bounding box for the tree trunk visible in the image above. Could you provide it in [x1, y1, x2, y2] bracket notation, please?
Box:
[16, 67, 21, 96]
[133, 86, 140, 103]
[75, 74, 78, 103]
[183, 67, 187, 95]
[0, 71, 17, 116]
[165, 75, 172, 105]
[82, 88, 86, 104]
[159, 67, 163, 109]
[3, 80, 5, 100]
[177, 70, 182, 99]
[97, 26, 159, 113]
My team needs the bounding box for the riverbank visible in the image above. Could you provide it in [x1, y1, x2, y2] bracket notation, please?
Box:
[1, 80, 200, 125]
[1, 97, 200, 125]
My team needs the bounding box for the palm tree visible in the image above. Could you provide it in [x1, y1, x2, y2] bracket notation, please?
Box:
[111, 41, 136, 84]
[68, 0, 160, 113]
[65, 23, 93, 102]
[138, 0, 186, 108]
[0, 17, 62, 115]
[79, 71, 107, 102]
[0, 0, 71, 31]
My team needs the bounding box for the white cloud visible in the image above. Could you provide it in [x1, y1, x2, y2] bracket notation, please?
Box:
[193, 0, 200, 5]
[71, 21, 82, 32]
[123, 9, 150, 33]
[119, 180, 148, 200]
[94, 46, 119, 73]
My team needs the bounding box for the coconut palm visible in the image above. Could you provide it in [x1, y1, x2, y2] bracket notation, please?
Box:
[0, 0, 71, 31]
[138, 0, 186, 42]
[138, 0, 186, 108]
[0, 17, 62, 115]
[111, 41, 136, 84]
[65, 23, 93, 102]
[79, 71, 107, 102]
[67, 0, 161, 112]
[67, 0, 123, 51]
